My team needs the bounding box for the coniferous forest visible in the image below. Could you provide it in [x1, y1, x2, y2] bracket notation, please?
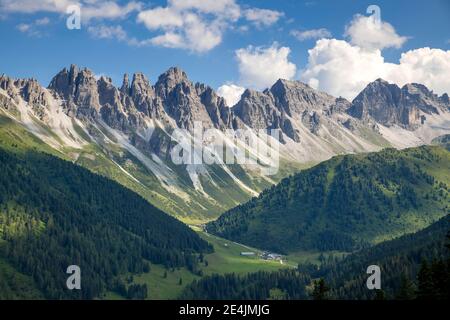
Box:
[0, 148, 212, 299]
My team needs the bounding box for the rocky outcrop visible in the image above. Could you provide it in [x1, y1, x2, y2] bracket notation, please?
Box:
[348, 79, 449, 130]
[49, 64, 101, 119]
[154, 67, 226, 131]
[196, 83, 232, 130]
[270, 79, 336, 117]
[231, 79, 349, 141]
[0, 75, 49, 120]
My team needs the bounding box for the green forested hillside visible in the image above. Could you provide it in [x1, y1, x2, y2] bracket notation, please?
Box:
[0, 257, 43, 299]
[180, 269, 310, 300]
[315, 215, 450, 299]
[208, 146, 450, 253]
[0, 147, 212, 299]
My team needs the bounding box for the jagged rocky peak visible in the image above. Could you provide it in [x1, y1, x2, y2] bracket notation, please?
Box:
[152, 67, 230, 131]
[269, 79, 336, 116]
[401, 82, 448, 114]
[45, 65, 234, 131]
[0, 75, 22, 97]
[21, 78, 49, 108]
[233, 87, 300, 142]
[120, 73, 130, 94]
[325, 96, 352, 115]
[113, 72, 158, 118]
[0, 74, 15, 91]
[195, 83, 232, 130]
[159, 66, 188, 83]
[234, 83, 342, 141]
[48, 64, 81, 98]
[128, 72, 155, 99]
[233, 88, 276, 128]
[155, 67, 190, 97]
[349, 78, 401, 120]
[48, 64, 101, 119]
[348, 78, 449, 129]
[97, 75, 121, 108]
[233, 89, 273, 128]
[0, 75, 49, 109]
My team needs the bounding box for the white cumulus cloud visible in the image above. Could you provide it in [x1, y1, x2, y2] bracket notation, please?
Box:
[137, 8, 223, 53]
[137, 1, 285, 53]
[217, 43, 297, 105]
[136, 7, 184, 30]
[236, 43, 297, 90]
[217, 84, 245, 107]
[344, 14, 408, 51]
[3, 0, 286, 53]
[1, 0, 74, 13]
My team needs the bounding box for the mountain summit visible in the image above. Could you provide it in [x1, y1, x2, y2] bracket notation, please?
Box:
[348, 78, 449, 129]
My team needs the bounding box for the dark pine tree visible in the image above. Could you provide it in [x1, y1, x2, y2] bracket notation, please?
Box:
[311, 278, 330, 300]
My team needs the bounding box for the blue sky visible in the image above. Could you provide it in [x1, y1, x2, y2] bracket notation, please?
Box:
[0, 0, 449, 103]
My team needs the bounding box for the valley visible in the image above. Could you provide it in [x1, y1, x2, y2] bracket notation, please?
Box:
[105, 229, 293, 300]
[0, 65, 449, 300]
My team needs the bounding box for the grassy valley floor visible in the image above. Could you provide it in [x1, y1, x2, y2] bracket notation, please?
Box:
[106, 229, 294, 300]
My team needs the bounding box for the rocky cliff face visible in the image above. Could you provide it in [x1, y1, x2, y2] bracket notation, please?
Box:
[232, 79, 355, 142]
[0, 76, 49, 118]
[270, 79, 336, 116]
[154, 67, 229, 131]
[48, 65, 101, 119]
[3, 66, 449, 152]
[348, 78, 448, 130]
[48, 65, 234, 134]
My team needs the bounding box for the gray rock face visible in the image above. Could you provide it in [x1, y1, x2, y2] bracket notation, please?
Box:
[46, 65, 235, 134]
[301, 111, 321, 134]
[98, 76, 134, 133]
[231, 79, 348, 141]
[232, 89, 292, 140]
[128, 72, 159, 116]
[196, 83, 232, 130]
[49, 64, 101, 119]
[232, 88, 296, 141]
[154, 67, 226, 131]
[270, 79, 336, 117]
[348, 79, 449, 129]
[233, 89, 278, 129]
[440, 93, 449, 105]
[0, 75, 49, 120]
